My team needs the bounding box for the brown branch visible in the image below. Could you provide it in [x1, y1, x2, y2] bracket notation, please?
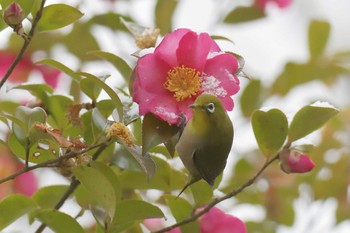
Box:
[153, 154, 280, 233]
[33, 141, 110, 233]
[0, 0, 47, 89]
[0, 139, 111, 185]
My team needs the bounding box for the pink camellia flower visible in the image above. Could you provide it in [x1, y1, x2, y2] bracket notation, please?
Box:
[0, 146, 38, 199]
[279, 149, 315, 174]
[0, 50, 61, 88]
[199, 207, 247, 233]
[144, 207, 247, 233]
[133, 28, 240, 124]
[254, 0, 292, 10]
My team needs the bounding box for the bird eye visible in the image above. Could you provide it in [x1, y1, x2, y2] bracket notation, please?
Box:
[206, 103, 215, 113]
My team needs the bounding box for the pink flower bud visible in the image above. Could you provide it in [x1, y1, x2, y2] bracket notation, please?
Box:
[280, 149, 315, 174]
[2, 2, 25, 27]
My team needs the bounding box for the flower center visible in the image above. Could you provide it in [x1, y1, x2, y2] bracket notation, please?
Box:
[164, 65, 202, 101]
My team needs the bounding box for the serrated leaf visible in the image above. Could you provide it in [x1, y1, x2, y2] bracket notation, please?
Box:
[72, 165, 117, 220]
[32, 185, 70, 208]
[308, 20, 330, 58]
[155, 0, 178, 34]
[37, 4, 84, 32]
[240, 79, 262, 117]
[31, 209, 84, 233]
[252, 109, 288, 157]
[77, 72, 123, 122]
[142, 113, 180, 155]
[87, 51, 132, 83]
[0, 195, 37, 230]
[36, 59, 81, 82]
[288, 104, 339, 143]
[112, 200, 164, 226]
[224, 6, 265, 24]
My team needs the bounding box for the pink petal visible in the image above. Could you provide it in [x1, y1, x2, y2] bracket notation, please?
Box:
[134, 53, 171, 94]
[200, 207, 247, 233]
[176, 31, 218, 72]
[144, 218, 182, 233]
[36, 65, 61, 88]
[154, 28, 191, 68]
[280, 150, 315, 174]
[13, 170, 37, 197]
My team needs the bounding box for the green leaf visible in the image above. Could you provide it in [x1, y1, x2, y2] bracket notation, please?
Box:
[37, 4, 84, 32]
[123, 145, 156, 179]
[288, 104, 339, 143]
[36, 59, 81, 82]
[118, 156, 184, 191]
[11, 83, 53, 100]
[12, 106, 47, 143]
[87, 51, 132, 84]
[88, 13, 133, 31]
[112, 200, 164, 225]
[252, 109, 288, 157]
[308, 20, 330, 58]
[43, 95, 73, 130]
[211, 35, 235, 45]
[80, 77, 103, 101]
[164, 195, 199, 233]
[190, 180, 213, 206]
[155, 0, 178, 34]
[72, 165, 117, 220]
[90, 161, 122, 202]
[8, 134, 59, 163]
[77, 72, 123, 122]
[224, 6, 265, 24]
[91, 108, 108, 132]
[0, 195, 37, 230]
[240, 79, 262, 117]
[31, 209, 84, 233]
[271, 61, 348, 95]
[32, 185, 70, 208]
[142, 113, 180, 155]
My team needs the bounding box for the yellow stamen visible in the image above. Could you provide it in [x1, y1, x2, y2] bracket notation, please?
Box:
[164, 65, 202, 101]
[106, 122, 136, 147]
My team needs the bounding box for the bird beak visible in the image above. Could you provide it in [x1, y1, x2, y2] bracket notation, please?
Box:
[189, 104, 204, 110]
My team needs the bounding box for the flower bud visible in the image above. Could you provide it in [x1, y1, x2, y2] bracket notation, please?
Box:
[279, 149, 315, 174]
[2, 2, 25, 27]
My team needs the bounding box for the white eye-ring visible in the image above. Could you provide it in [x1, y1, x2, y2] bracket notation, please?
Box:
[206, 103, 215, 113]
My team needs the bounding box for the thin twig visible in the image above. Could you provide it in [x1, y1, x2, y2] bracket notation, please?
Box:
[33, 140, 110, 233]
[0, 139, 110, 184]
[0, 0, 47, 89]
[153, 154, 280, 233]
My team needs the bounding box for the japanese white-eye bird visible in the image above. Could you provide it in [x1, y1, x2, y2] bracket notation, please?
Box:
[175, 94, 234, 197]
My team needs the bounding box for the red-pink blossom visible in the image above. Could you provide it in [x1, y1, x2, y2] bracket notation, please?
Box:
[133, 28, 240, 125]
[3, 2, 24, 27]
[254, 0, 292, 10]
[144, 207, 247, 233]
[0, 50, 61, 88]
[199, 207, 247, 233]
[280, 149, 315, 174]
[0, 146, 38, 199]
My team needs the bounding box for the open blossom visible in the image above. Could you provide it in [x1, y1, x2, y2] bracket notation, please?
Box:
[144, 207, 247, 233]
[0, 50, 61, 88]
[133, 28, 240, 125]
[254, 0, 292, 10]
[279, 149, 315, 174]
[0, 146, 38, 199]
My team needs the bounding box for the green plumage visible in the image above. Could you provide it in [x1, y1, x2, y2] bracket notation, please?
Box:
[175, 94, 234, 197]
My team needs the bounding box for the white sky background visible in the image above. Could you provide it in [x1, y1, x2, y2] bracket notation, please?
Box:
[1, 0, 350, 232]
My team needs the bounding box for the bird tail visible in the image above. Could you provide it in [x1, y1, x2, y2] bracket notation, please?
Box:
[175, 178, 198, 199]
